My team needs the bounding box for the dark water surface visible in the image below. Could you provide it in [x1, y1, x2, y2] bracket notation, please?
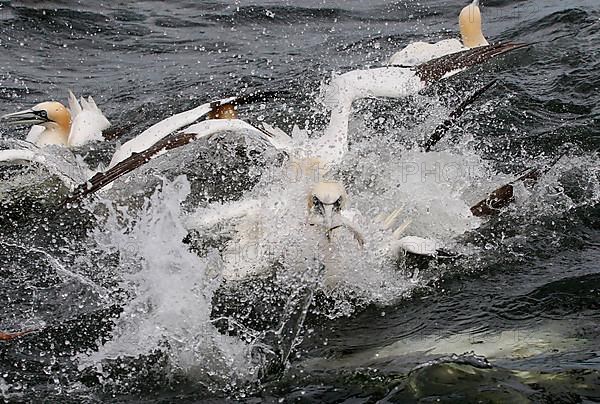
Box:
[1, 0, 599, 402]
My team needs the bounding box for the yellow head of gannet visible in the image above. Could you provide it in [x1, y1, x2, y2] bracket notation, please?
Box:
[207, 102, 238, 120]
[459, 0, 489, 48]
[1, 101, 71, 146]
[307, 181, 365, 246]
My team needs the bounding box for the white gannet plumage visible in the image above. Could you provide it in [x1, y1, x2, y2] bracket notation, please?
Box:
[0, 96, 243, 192]
[316, 67, 425, 166]
[1, 91, 110, 148]
[389, 0, 489, 67]
[67, 91, 111, 147]
[182, 45, 526, 270]
[312, 42, 525, 167]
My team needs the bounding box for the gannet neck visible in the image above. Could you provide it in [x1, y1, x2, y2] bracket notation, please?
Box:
[317, 67, 425, 164]
[459, 0, 489, 48]
[319, 102, 352, 164]
[36, 125, 69, 146]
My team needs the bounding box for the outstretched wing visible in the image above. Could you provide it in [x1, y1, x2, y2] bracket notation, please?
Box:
[0, 149, 45, 165]
[107, 90, 286, 168]
[62, 119, 286, 205]
[470, 150, 568, 217]
[107, 96, 235, 168]
[0, 329, 37, 341]
[422, 79, 497, 152]
[184, 199, 262, 231]
[415, 42, 528, 83]
[470, 169, 540, 217]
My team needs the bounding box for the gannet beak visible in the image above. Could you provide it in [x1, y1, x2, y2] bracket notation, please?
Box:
[323, 204, 334, 230]
[323, 204, 340, 241]
[0, 109, 49, 126]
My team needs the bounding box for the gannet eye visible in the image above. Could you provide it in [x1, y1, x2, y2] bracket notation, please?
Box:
[333, 196, 343, 212]
[35, 110, 49, 120]
[312, 195, 324, 215]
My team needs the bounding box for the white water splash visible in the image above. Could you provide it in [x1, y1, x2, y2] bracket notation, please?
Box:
[78, 176, 258, 386]
[75, 101, 600, 387]
[511, 152, 600, 219]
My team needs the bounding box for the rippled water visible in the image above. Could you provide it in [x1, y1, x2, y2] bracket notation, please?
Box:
[1, 0, 599, 402]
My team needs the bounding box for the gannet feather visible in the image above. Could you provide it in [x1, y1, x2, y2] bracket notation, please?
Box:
[68, 94, 111, 147]
[389, 39, 465, 67]
[391, 236, 444, 257]
[68, 90, 82, 117]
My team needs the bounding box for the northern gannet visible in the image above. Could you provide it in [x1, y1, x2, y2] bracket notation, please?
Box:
[389, 0, 489, 67]
[63, 99, 284, 201]
[318, 42, 524, 166]
[64, 43, 524, 201]
[65, 43, 523, 199]
[1, 91, 111, 147]
[0, 92, 111, 189]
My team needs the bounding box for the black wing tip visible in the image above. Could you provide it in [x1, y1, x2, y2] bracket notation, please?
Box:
[416, 41, 529, 83]
[487, 41, 529, 55]
[210, 89, 289, 109]
[422, 79, 497, 152]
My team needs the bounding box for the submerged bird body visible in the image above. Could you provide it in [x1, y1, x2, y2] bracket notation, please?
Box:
[389, 0, 489, 66]
[186, 173, 365, 281]
[183, 44, 528, 273]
